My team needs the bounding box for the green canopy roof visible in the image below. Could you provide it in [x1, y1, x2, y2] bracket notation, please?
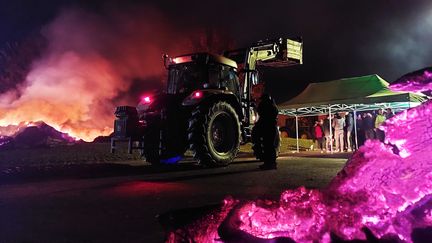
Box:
[279, 74, 426, 110]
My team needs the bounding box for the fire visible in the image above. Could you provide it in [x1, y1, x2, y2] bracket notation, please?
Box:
[0, 6, 233, 142]
[0, 52, 120, 141]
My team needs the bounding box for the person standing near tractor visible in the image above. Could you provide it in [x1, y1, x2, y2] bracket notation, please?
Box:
[253, 93, 279, 170]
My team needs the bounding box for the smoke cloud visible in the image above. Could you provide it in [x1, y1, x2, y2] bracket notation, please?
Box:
[0, 5, 232, 141]
[362, 4, 432, 80]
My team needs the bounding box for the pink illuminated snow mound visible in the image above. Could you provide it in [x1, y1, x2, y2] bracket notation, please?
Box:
[390, 66, 432, 93]
[167, 69, 432, 242]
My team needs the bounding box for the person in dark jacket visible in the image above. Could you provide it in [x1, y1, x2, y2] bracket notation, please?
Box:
[254, 93, 279, 170]
[363, 113, 375, 140]
[356, 114, 365, 147]
[385, 108, 395, 119]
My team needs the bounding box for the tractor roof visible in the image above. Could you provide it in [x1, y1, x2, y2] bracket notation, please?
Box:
[172, 52, 237, 68]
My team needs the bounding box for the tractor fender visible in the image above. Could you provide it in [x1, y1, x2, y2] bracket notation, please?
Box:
[182, 89, 243, 120]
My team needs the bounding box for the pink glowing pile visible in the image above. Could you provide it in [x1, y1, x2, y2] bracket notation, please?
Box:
[167, 68, 432, 243]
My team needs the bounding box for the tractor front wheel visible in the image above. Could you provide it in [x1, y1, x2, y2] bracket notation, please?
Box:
[188, 101, 241, 166]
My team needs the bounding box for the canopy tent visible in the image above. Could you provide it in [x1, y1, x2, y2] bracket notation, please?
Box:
[277, 74, 427, 152]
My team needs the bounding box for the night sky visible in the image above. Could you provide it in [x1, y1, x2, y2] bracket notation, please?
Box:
[1, 0, 432, 102]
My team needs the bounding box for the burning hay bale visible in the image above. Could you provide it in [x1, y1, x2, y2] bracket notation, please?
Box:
[166, 69, 432, 242]
[0, 122, 76, 149]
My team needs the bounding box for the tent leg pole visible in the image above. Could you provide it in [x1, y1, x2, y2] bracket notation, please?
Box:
[329, 107, 333, 153]
[353, 109, 358, 150]
[295, 115, 299, 153]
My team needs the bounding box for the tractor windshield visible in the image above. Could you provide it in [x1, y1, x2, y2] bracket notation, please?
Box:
[167, 63, 207, 94]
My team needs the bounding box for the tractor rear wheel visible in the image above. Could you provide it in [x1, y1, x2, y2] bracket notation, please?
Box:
[188, 101, 241, 166]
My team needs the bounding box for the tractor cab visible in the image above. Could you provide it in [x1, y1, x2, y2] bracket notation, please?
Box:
[165, 53, 240, 99]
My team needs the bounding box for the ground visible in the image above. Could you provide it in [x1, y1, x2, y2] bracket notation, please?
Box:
[0, 143, 348, 243]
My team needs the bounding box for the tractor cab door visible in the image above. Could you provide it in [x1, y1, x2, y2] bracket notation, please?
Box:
[242, 70, 261, 126]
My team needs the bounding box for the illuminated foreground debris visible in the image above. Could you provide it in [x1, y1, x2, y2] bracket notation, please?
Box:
[167, 70, 432, 242]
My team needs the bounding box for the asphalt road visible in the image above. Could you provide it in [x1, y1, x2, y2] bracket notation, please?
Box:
[0, 154, 348, 243]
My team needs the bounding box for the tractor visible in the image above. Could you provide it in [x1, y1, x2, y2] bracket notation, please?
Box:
[111, 38, 302, 166]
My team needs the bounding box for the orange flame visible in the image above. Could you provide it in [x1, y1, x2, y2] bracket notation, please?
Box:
[0, 7, 233, 141]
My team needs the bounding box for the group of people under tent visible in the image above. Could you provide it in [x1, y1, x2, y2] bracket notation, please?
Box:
[313, 108, 394, 153]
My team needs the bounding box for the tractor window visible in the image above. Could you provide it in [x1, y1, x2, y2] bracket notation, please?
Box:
[167, 64, 206, 94]
[207, 65, 240, 98]
[207, 66, 220, 89]
[221, 67, 240, 98]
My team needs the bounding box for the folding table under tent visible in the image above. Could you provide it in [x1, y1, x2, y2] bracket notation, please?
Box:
[277, 74, 427, 152]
